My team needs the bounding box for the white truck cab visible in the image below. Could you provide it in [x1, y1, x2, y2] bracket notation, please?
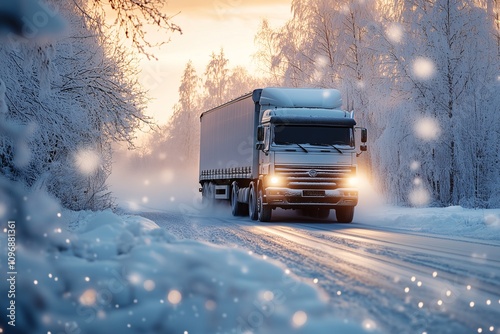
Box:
[199, 87, 367, 222]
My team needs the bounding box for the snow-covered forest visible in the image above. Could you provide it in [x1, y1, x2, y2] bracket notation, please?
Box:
[136, 0, 500, 209]
[1, 1, 500, 333]
[1, 0, 498, 210]
[0, 0, 180, 212]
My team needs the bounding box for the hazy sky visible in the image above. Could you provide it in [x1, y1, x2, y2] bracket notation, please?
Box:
[138, 0, 292, 125]
[167, 0, 291, 16]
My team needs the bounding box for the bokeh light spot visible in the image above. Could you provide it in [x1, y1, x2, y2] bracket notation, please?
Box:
[413, 57, 436, 80]
[414, 117, 440, 141]
[386, 23, 403, 43]
[79, 289, 97, 306]
[409, 188, 430, 207]
[144, 280, 156, 291]
[168, 290, 182, 305]
[74, 148, 101, 175]
[292, 311, 307, 328]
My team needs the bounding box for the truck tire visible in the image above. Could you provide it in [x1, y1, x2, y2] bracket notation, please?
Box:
[248, 182, 258, 220]
[258, 188, 272, 222]
[231, 182, 248, 216]
[335, 206, 354, 223]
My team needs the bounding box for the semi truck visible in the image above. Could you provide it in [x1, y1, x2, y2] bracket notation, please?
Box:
[198, 87, 367, 223]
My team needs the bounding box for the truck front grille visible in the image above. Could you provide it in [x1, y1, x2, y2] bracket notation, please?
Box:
[274, 165, 355, 189]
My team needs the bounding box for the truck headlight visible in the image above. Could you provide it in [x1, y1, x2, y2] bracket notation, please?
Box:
[269, 176, 281, 185]
[347, 176, 359, 186]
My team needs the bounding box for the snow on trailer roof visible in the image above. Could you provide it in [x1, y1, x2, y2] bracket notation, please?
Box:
[199, 88, 344, 120]
[260, 87, 343, 109]
[262, 108, 356, 126]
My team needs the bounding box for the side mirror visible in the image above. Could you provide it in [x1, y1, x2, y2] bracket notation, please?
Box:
[257, 126, 264, 142]
[355, 127, 368, 156]
[361, 128, 367, 143]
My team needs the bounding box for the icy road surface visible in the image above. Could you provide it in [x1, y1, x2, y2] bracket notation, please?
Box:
[140, 207, 500, 334]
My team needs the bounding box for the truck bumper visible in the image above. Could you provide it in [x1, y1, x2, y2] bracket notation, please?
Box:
[264, 187, 358, 208]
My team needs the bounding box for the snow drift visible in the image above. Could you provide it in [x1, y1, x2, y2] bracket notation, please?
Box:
[0, 204, 371, 334]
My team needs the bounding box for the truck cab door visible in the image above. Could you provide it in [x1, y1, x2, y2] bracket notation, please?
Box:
[259, 126, 272, 175]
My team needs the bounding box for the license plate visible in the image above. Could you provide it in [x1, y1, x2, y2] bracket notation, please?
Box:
[303, 190, 325, 197]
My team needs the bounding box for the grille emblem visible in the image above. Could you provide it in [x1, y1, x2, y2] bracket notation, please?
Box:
[308, 169, 318, 177]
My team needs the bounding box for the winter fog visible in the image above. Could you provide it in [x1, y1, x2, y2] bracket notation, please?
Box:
[108, 147, 202, 213]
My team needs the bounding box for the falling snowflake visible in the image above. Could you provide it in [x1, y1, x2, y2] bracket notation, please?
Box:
[143, 280, 155, 291]
[414, 117, 440, 141]
[362, 319, 377, 331]
[410, 161, 421, 171]
[74, 148, 101, 175]
[386, 23, 404, 43]
[161, 169, 175, 184]
[412, 57, 436, 80]
[167, 290, 182, 305]
[79, 289, 97, 306]
[260, 291, 274, 302]
[315, 55, 328, 69]
[204, 299, 216, 311]
[128, 273, 142, 285]
[409, 188, 430, 207]
[292, 311, 307, 328]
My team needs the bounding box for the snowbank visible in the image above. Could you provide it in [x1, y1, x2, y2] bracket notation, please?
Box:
[1, 208, 370, 334]
[356, 205, 500, 242]
[353, 178, 500, 241]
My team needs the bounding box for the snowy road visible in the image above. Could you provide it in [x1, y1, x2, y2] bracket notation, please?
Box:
[140, 207, 500, 334]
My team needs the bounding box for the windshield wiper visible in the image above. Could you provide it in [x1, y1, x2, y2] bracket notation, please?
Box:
[310, 143, 343, 154]
[277, 142, 309, 153]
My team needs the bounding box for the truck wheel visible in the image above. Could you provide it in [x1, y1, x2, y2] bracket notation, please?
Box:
[335, 206, 354, 223]
[248, 183, 258, 220]
[258, 188, 272, 222]
[231, 182, 248, 216]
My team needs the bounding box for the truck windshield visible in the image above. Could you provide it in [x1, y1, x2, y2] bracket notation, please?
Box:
[273, 125, 354, 147]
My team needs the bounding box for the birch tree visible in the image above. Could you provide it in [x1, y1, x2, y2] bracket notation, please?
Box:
[203, 49, 230, 108]
[375, 0, 500, 207]
[253, 19, 287, 86]
[164, 60, 201, 165]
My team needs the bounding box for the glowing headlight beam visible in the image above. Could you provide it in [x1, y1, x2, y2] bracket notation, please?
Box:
[348, 177, 359, 186]
[270, 176, 281, 185]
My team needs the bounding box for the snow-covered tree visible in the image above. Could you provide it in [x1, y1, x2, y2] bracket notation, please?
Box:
[71, 0, 181, 58]
[0, 0, 154, 210]
[163, 60, 201, 165]
[254, 0, 500, 208]
[375, 0, 500, 207]
[226, 66, 263, 99]
[253, 19, 286, 86]
[203, 49, 230, 109]
[140, 54, 264, 174]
